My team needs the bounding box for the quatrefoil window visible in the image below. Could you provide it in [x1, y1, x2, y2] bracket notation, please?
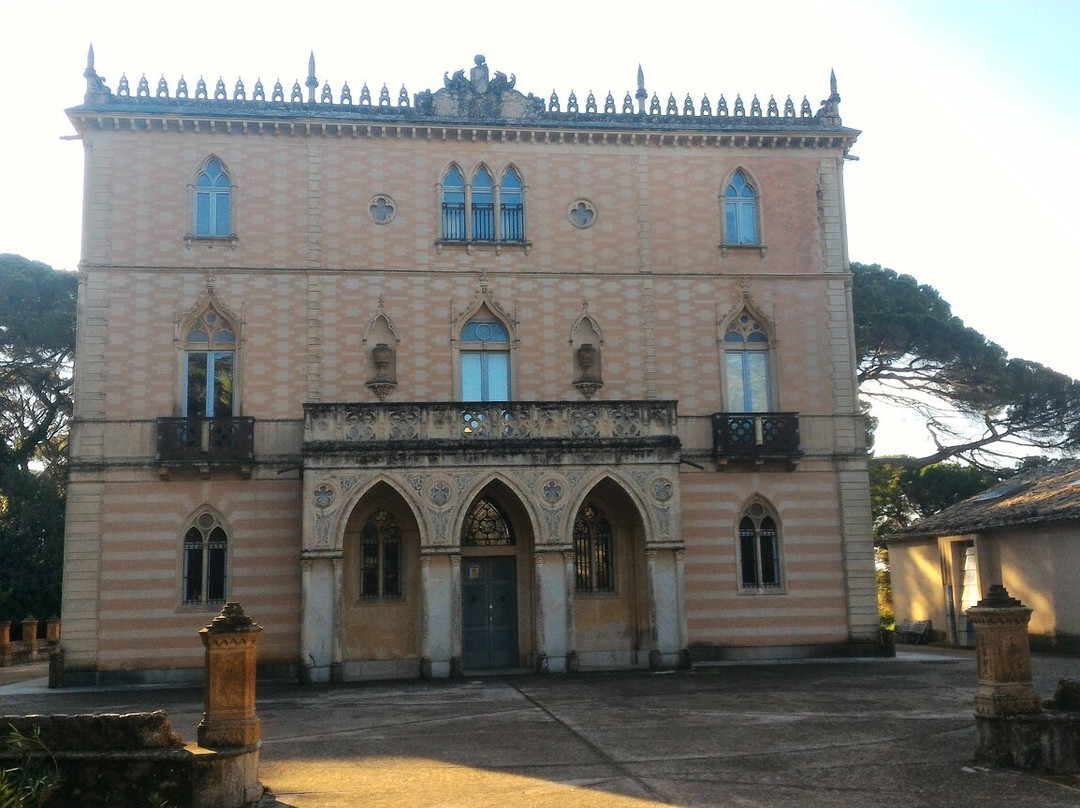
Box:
[568, 200, 597, 229]
[369, 195, 396, 224]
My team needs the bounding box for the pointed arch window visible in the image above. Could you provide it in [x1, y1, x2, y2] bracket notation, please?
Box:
[442, 165, 467, 240]
[462, 497, 515, 546]
[183, 511, 228, 605]
[724, 311, 772, 412]
[738, 502, 782, 590]
[500, 167, 524, 241]
[723, 170, 759, 245]
[359, 509, 403, 599]
[440, 164, 525, 243]
[194, 157, 233, 237]
[460, 316, 510, 401]
[184, 307, 236, 417]
[574, 503, 614, 593]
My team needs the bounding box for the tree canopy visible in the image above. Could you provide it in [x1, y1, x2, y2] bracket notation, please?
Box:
[852, 262, 1080, 469]
[0, 254, 76, 625]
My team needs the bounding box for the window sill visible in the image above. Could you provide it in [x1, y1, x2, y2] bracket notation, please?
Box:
[435, 239, 532, 256]
[185, 233, 239, 250]
[718, 243, 766, 257]
[737, 586, 786, 596]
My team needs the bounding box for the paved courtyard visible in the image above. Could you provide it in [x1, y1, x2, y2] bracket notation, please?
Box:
[2, 649, 1078, 807]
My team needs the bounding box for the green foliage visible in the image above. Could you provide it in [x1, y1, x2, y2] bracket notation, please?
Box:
[0, 255, 75, 626]
[0, 725, 62, 808]
[870, 456, 999, 542]
[852, 262, 1080, 468]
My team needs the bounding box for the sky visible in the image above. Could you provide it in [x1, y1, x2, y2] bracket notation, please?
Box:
[2, 0, 1078, 456]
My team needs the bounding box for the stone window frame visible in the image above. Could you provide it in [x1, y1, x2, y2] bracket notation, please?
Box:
[573, 501, 616, 594]
[185, 155, 239, 247]
[735, 498, 785, 594]
[718, 166, 765, 255]
[436, 162, 530, 253]
[356, 507, 404, 600]
[719, 304, 777, 414]
[181, 508, 230, 608]
[177, 298, 243, 418]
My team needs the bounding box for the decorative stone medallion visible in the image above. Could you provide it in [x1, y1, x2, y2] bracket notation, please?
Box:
[652, 478, 673, 502]
[368, 195, 396, 224]
[313, 484, 334, 508]
[542, 479, 564, 504]
[568, 199, 597, 229]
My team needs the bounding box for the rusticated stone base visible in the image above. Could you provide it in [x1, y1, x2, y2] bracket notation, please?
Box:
[975, 712, 1080, 774]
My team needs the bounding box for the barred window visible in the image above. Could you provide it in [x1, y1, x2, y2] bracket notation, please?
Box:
[183, 511, 228, 605]
[738, 502, 782, 590]
[574, 504, 614, 593]
[359, 509, 403, 599]
[440, 164, 525, 243]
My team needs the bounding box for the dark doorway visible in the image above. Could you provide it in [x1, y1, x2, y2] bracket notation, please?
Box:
[462, 556, 518, 669]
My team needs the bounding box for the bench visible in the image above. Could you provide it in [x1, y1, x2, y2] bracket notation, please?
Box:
[896, 619, 932, 644]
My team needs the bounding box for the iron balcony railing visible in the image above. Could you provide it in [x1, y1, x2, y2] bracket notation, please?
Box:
[712, 412, 801, 459]
[156, 416, 255, 464]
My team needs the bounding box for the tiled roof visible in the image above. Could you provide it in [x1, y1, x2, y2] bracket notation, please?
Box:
[892, 459, 1080, 541]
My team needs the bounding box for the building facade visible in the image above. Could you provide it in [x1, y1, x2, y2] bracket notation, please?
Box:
[62, 50, 877, 684]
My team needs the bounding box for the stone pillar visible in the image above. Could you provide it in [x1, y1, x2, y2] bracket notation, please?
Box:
[22, 616, 38, 661]
[0, 621, 10, 666]
[197, 602, 262, 749]
[562, 550, 577, 671]
[46, 616, 61, 645]
[330, 557, 344, 682]
[966, 585, 1042, 718]
[449, 552, 463, 676]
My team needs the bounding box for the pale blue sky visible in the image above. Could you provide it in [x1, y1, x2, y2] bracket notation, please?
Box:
[2, 0, 1076, 455]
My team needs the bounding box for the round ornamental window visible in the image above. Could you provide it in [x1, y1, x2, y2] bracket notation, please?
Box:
[568, 199, 597, 229]
[368, 195, 396, 224]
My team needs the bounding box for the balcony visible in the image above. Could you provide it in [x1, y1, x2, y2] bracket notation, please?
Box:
[304, 401, 680, 466]
[156, 417, 255, 476]
[712, 412, 801, 467]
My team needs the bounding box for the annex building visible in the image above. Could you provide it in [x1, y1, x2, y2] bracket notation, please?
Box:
[61, 49, 877, 684]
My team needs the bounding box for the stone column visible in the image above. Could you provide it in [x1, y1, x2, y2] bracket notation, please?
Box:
[330, 557, 344, 682]
[197, 602, 263, 749]
[0, 621, 10, 666]
[46, 616, 61, 646]
[562, 550, 577, 671]
[966, 585, 1042, 718]
[21, 616, 38, 661]
[449, 552, 463, 675]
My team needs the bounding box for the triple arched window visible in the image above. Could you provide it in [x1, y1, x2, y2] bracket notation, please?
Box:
[193, 157, 233, 237]
[441, 165, 525, 243]
[722, 169, 759, 246]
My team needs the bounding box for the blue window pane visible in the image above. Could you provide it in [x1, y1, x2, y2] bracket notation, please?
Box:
[461, 353, 483, 401]
[486, 353, 510, 400]
[725, 353, 746, 410]
[214, 191, 231, 235]
[461, 320, 509, 342]
[738, 202, 757, 244]
[724, 202, 738, 240]
[746, 352, 771, 412]
[196, 192, 211, 235]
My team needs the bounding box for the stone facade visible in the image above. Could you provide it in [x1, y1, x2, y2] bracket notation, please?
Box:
[61, 50, 878, 683]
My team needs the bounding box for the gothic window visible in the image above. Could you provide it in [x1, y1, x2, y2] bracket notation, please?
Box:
[442, 165, 467, 240]
[460, 317, 510, 401]
[723, 169, 759, 245]
[724, 311, 772, 413]
[183, 511, 228, 605]
[574, 503, 614, 593]
[193, 157, 233, 237]
[461, 497, 515, 546]
[440, 164, 525, 243]
[184, 307, 236, 417]
[500, 167, 524, 241]
[471, 167, 495, 240]
[359, 509, 403, 599]
[738, 501, 782, 590]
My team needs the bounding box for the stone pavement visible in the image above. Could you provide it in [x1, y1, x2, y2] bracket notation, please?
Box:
[1, 649, 1078, 807]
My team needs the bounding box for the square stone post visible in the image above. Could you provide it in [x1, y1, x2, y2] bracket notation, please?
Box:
[0, 621, 10, 666]
[197, 602, 263, 749]
[21, 616, 38, 661]
[46, 616, 61, 645]
[966, 585, 1042, 718]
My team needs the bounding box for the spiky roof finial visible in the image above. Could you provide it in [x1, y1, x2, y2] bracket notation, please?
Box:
[635, 64, 647, 113]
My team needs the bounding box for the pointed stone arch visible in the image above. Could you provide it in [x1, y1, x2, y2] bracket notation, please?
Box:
[363, 300, 401, 399]
[452, 279, 518, 400]
[569, 301, 604, 399]
[174, 284, 243, 417]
